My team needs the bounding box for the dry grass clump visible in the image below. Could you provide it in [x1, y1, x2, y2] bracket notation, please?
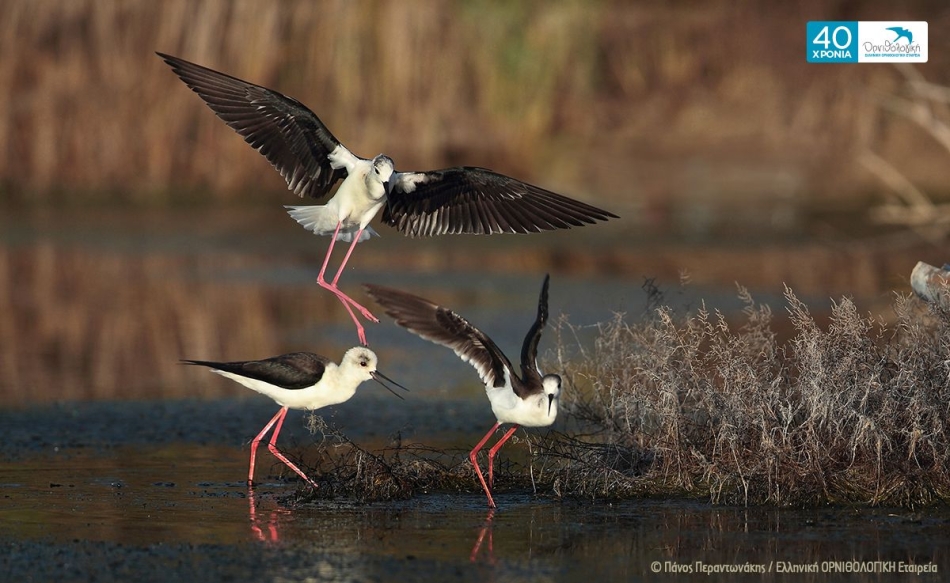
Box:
[547, 284, 950, 507]
[296, 418, 479, 503]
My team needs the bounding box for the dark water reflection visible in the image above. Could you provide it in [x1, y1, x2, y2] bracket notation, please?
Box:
[2, 443, 947, 582]
[0, 206, 820, 405]
[0, 206, 877, 406]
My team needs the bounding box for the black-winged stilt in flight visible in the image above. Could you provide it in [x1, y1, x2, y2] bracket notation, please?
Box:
[158, 53, 618, 346]
[365, 275, 560, 508]
[182, 347, 407, 487]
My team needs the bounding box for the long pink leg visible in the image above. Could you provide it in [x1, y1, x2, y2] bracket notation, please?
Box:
[326, 284, 370, 347]
[265, 407, 318, 488]
[315, 223, 342, 284]
[248, 408, 287, 486]
[315, 224, 377, 345]
[328, 228, 379, 322]
[487, 425, 519, 488]
[469, 422, 501, 508]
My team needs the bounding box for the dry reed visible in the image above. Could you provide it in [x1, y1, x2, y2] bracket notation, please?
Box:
[2, 0, 946, 206]
[545, 283, 950, 507]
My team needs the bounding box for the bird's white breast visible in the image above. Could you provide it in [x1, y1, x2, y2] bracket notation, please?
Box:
[487, 385, 558, 428]
[332, 162, 387, 226]
[214, 365, 359, 411]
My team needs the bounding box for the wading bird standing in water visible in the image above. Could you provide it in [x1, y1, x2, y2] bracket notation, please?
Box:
[366, 275, 560, 508]
[182, 347, 407, 487]
[158, 53, 617, 345]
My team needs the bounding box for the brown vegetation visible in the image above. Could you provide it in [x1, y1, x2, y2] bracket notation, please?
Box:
[4, 230, 947, 506]
[547, 284, 950, 506]
[2, 0, 948, 208]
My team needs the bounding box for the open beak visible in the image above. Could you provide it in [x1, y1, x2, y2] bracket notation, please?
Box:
[547, 394, 555, 416]
[371, 370, 410, 400]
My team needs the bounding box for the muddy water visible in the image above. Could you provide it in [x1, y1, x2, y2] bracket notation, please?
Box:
[2, 399, 949, 582]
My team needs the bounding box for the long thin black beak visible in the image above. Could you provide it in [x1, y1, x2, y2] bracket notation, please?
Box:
[371, 370, 410, 400]
[547, 394, 555, 416]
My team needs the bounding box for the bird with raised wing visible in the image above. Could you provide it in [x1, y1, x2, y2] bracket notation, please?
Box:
[365, 275, 560, 508]
[158, 53, 617, 345]
[181, 347, 407, 487]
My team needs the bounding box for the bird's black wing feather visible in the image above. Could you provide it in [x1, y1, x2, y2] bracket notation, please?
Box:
[158, 53, 347, 200]
[519, 274, 551, 390]
[364, 284, 521, 392]
[181, 352, 329, 390]
[383, 167, 618, 237]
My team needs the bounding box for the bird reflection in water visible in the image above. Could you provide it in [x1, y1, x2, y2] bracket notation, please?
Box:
[470, 509, 497, 563]
[247, 487, 289, 543]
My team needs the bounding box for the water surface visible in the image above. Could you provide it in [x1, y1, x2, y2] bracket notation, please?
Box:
[1, 208, 946, 581]
[1, 400, 947, 582]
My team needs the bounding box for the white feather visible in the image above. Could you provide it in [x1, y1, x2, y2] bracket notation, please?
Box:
[285, 206, 379, 241]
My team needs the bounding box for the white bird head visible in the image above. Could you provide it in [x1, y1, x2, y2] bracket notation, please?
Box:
[342, 346, 378, 380]
[542, 374, 562, 416]
[341, 346, 409, 398]
[371, 154, 395, 183]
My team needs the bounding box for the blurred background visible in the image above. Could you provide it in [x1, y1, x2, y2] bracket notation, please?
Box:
[2, 0, 949, 405]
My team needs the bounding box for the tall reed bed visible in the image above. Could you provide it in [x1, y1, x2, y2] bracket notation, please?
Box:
[0, 0, 929, 204]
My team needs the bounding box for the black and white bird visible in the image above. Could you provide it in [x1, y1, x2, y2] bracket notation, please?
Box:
[181, 347, 407, 488]
[365, 275, 560, 508]
[158, 53, 617, 346]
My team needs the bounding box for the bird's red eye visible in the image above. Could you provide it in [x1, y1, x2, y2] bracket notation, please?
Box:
[360, 360, 368, 367]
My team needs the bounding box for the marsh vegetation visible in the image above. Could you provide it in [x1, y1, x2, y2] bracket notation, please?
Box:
[281, 282, 950, 508]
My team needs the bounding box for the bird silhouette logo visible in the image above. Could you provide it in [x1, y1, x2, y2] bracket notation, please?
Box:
[887, 26, 913, 44]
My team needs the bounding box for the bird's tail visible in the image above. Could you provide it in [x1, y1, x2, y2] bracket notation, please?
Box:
[285, 206, 379, 242]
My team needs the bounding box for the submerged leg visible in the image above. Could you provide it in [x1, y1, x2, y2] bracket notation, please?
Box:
[262, 407, 318, 488]
[487, 425, 519, 488]
[469, 422, 501, 508]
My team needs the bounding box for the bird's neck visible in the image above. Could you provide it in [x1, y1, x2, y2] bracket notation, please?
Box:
[330, 364, 369, 394]
[362, 171, 387, 200]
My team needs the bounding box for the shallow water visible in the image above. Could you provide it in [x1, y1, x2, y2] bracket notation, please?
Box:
[1, 208, 946, 581]
[1, 400, 948, 582]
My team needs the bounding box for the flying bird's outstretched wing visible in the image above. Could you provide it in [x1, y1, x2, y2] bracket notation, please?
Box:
[384, 167, 618, 237]
[158, 53, 352, 200]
